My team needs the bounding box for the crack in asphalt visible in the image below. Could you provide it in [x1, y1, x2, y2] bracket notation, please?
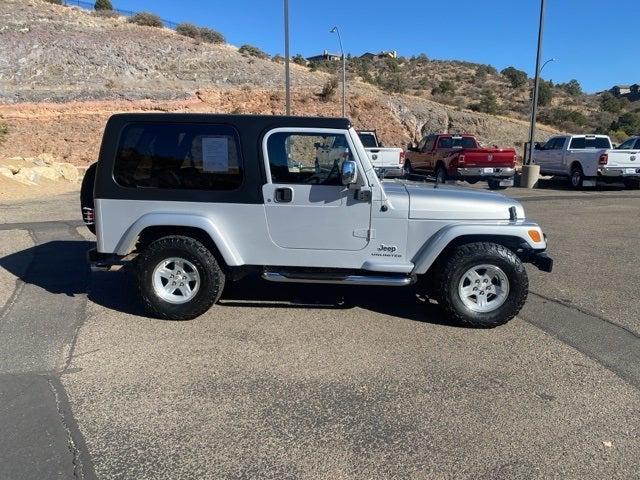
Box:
[0, 220, 95, 480]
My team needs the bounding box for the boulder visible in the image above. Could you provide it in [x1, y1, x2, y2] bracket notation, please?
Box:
[13, 168, 39, 185]
[52, 162, 79, 182]
[0, 167, 14, 178]
[36, 153, 57, 165]
[30, 165, 63, 181]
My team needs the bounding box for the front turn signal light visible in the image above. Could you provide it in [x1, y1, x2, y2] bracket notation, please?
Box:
[528, 230, 542, 243]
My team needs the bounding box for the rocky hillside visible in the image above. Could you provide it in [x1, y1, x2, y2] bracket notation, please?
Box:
[0, 0, 559, 166]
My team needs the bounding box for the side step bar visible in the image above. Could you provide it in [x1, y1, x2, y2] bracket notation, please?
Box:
[262, 271, 416, 287]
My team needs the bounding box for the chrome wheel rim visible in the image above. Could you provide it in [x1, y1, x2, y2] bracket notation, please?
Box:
[152, 257, 200, 304]
[458, 264, 510, 313]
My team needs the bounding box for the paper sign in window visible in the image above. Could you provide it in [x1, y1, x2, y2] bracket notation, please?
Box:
[202, 137, 230, 173]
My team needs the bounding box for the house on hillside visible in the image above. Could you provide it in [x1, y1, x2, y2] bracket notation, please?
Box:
[306, 50, 341, 62]
[360, 51, 398, 60]
[610, 85, 631, 96]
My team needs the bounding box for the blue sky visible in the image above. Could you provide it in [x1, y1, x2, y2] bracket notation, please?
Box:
[114, 0, 639, 93]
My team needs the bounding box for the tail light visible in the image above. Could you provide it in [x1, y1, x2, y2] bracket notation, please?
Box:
[399, 150, 405, 165]
[82, 207, 95, 225]
[458, 154, 465, 166]
[599, 153, 608, 165]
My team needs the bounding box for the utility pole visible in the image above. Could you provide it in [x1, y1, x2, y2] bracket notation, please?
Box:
[527, 0, 546, 165]
[284, 0, 291, 115]
[330, 26, 346, 117]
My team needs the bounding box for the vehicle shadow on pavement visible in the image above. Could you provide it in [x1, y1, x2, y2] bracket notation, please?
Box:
[0, 240, 91, 298]
[0, 242, 464, 328]
[221, 276, 463, 328]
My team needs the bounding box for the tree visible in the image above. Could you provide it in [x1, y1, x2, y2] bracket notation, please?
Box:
[501, 66, 528, 88]
[561, 79, 582, 96]
[238, 44, 269, 59]
[537, 80, 553, 106]
[612, 112, 640, 136]
[599, 92, 626, 114]
[470, 91, 498, 114]
[94, 0, 113, 10]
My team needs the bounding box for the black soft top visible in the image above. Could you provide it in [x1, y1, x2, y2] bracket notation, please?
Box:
[95, 113, 352, 204]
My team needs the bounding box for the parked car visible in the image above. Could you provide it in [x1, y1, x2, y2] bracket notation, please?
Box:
[533, 134, 640, 189]
[357, 130, 405, 178]
[83, 114, 552, 328]
[404, 134, 517, 189]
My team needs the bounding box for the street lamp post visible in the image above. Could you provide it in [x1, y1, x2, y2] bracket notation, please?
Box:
[527, 57, 555, 152]
[330, 26, 346, 117]
[284, 0, 291, 115]
[526, 0, 546, 165]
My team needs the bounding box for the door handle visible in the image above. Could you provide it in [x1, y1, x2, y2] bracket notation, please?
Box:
[274, 187, 293, 203]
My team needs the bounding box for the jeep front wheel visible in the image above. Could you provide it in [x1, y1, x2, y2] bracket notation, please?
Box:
[136, 236, 225, 320]
[438, 242, 528, 328]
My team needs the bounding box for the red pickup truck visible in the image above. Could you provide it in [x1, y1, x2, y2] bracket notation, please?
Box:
[404, 134, 517, 189]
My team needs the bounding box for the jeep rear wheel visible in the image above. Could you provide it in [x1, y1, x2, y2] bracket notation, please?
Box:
[438, 242, 528, 328]
[136, 236, 225, 320]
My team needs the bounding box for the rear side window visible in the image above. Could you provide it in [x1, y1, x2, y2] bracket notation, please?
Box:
[569, 137, 611, 150]
[358, 133, 378, 148]
[113, 123, 243, 190]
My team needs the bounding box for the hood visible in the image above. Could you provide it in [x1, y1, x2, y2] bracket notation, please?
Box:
[384, 181, 525, 220]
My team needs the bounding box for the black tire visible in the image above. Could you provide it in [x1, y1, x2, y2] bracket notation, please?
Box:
[136, 236, 225, 320]
[437, 242, 528, 328]
[403, 160, 413, 178]
[435, 165, 447, 184]
[80, 162, 97, 235]
[569, 164, 584, 189]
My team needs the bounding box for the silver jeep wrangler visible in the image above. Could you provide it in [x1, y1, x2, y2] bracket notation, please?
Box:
[83, 114, 552, 328]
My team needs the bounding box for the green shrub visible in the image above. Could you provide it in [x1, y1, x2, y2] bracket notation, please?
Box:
[128, 12, 163, 28]
[292, 54, 307, 66]
[94, 0, 113, 11]
[537, 80, 553, 106]
[238, 44, 269, 59]
[539, 108, 588, 130]
[469, 91, 498, 114]
[611, 111, 640, 136]
[599, 92, 627, 114]
[319, 77, 339, 101]
[176, 23, 225, 44]
[501, 66, 528, 88]
[431, 80, 456, 96]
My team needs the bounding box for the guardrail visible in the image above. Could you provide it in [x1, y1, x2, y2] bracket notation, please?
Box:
[61, 0, 179, 29]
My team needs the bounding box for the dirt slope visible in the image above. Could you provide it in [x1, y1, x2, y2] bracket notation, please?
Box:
[0, 0, 557, 168]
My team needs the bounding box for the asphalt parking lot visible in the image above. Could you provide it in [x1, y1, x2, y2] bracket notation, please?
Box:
[1, 182, 639, 479]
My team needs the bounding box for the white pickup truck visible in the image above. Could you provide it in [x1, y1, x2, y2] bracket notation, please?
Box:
[357, 130, 404, 178]
[533, 134, 640, 189]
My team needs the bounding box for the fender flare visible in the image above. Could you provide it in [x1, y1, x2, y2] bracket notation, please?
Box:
[114, 213, 243, 266]
[411, 222, 545, 274]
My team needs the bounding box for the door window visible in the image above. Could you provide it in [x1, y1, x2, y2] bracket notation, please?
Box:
[553, 137, 567, 149]
[266, 132, 353, 185]
[437, 137, 453, 149]
[423, 136, 436, 152]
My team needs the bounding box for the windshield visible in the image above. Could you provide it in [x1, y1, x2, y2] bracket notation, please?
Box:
[358, 133, 378, 148]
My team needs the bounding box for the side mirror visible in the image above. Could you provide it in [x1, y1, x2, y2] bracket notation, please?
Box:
[341, 160, 358, 185]
[379, 142, 385, 148]
[534, 143, 542, 150]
